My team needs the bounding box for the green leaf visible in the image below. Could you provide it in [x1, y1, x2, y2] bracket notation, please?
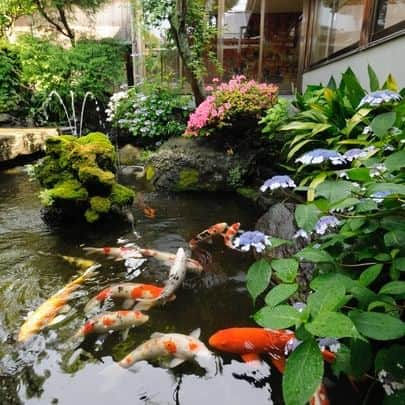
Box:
[347, 168, 371, 182]
[344, 108, 372, 136]
[371, 112, 397, 138]
[246, 259, 272, 305]
[382, 73, 399, 92]
[385, 230, 405, 247]
[356, 199, 378, 213]
[385, 150, 405, 171]
[316, 181, 356, 204]
[282, 339, 324, 405]
[350, 311, 405, 340]
[349, 284, 378, 308]
[271, 259, 299, 283]
[265, 283, 298, 308]
[329, 197, 359, 212]
[379, 281, 405, 295]
[381, 216, 405, 232]
[332, 344, 351, 376]
[253, 305, 301, 329]
[268, 237, 292, 249]
[350, 339, 372, 378]
[394, 257, 405, 271]
[307, 284, 346, 317]
[307, 172, 327, 202]
[296, 247, 335, 263]
[340, 67, 366, 108]
[310, 273, 355, 291]
[368, 65, 380, 91]
[359, 264, 383, 287]
[383, 390, 405, 405]
[287, 139, 315, 160]
[306, 312, 359, 338]
[295, 204, 320, 232]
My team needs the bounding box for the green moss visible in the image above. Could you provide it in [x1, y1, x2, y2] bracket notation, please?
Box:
[48, 179, 88, 201]
[145, 165, 155, 181]
[110, 183, 135, 206]
[34, 156, 73, 188]
[176, 168, 199, 191]
[90, 196, 111, 213]
[77, 132, 112, 147]
[236, 187, 259, 201]
[78, 165, 115, 187]
[84, 208, 100, 223]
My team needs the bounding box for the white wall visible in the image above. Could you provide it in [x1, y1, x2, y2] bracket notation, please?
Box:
[302, 36, 405, 91]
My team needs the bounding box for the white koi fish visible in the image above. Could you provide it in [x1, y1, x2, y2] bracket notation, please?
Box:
[118, 328, 212, 369]
[83, 246, 203, 273]
[76, 310, 149, 340]
[136, 247, 187, 308]
[18, 264, 100, 342]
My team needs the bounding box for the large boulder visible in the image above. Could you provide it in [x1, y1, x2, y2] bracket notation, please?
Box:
[118, 144, 142, 165]
[145, 137, 255, 192]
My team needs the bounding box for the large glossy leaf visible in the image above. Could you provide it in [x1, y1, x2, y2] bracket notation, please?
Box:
[271, 258, 299, 283]
[316, 180, 356, 204]
[343, 108, 372, 136]
[282, 339, 324, 405]
[306, 312, 359, 338]
[340, 67, 366, 108]
[307, 172, 327, 202]
[246, 259, 272, 305]
[379, 281, 405, 296]
[384, 230, 405, 247]
[307, 284, 346, 317]
[311, 273, 355, 291]
[295, 203, 320, 232]
[367, 65, 380, 91]
[287, 139, 315, 160]
[358, 264, 383, 287]
[350, 311, 405, 340]
[382, 73, 399, 92]
[253, 305, 301, 329]
[371, 112, 396, 138]
[295, 247, 335, 263]
[265, 283, 298, 308]
[385, 150, 405, 171]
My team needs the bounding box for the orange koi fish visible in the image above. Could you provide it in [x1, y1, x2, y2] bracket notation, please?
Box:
[137, 193, 157, 219]
[189, 222, 229, 248]
[84, 282, 168, 313]
[83, 246, 203, 273]
[119, 328, 212, 369]
[18, 264, 100, 342]
[223, 222, 240, 248]
[76, 310, 149, 339]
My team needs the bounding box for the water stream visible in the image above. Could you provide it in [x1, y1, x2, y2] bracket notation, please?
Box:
[0, 167, 284, 405]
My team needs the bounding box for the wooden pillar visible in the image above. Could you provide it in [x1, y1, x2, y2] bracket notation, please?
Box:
[217, 0, 225, 73]
[258, 0, 266, 81]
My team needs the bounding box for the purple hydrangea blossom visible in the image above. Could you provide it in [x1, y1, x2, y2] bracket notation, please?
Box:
[343, 148, 368, 161]
[260, 175, 296, 192]
[232, 231, 271, 253]
[371, 191, 394, 203]
[293, 229, 310, 240]
[358, 90, 402, 108]
[295, 149, 346, 165]
[318, 338, 341, 353]
[292, 302, 307, 312]
[314, 216, 340, 235]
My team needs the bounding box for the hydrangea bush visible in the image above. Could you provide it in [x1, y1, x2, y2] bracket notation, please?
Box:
[184, 75, 278, 137]
[244, 69, 405, 404]
[107, 84, 192, 144]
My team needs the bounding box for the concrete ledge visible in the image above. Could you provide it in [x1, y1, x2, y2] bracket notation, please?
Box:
[0, 128, 58, 162]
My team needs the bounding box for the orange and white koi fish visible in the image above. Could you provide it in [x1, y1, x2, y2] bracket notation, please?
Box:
[18, 264, 100, 342]
[76, 310, 149, 339]
[119, 328, 212, 369]
[83, 246, 203, 273]
[310, 384, 330, 405]
[84, 283, 167, 313]
[189, 222, 241, 249]
[136, 248, 187, 308]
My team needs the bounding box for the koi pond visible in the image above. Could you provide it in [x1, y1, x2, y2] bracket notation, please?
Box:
[0, 166, 287, 405]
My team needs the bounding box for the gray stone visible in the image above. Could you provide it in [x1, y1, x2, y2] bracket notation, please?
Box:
[118, 144, 142, 165]
[145, 137, 255, 192]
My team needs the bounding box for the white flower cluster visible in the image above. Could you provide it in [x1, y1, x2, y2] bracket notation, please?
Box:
[358, 90, 402, 108]
[232, 231, 271, 253]
[260, 175, 296, 192]
[105, 90, 129, 122]
[378, 369, 405, 396]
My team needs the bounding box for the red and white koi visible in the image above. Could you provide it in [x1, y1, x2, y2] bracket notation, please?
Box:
[83, 246, 203, 273]
[76, 310, 149, 338]
[189, 222, 241, 250]
[136, 247, 187, 307]
[84, 283, 168, 313]
[118, 328, 212, 369]
[18, 264, 100, 342]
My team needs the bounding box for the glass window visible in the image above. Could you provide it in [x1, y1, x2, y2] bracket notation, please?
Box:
[374, 0, 405, 35]
[310, 0, 365, 64]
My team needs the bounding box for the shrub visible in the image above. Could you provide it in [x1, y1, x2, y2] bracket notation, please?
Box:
[16, 35, 127, 121]
[33, 132, 135, 223]
[107, 83, 192, 145]
[244, 69, 405, 404]
[184, 75, 278, 137]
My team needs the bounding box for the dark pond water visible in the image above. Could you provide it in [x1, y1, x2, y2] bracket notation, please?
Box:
[0, 167, 287, 405]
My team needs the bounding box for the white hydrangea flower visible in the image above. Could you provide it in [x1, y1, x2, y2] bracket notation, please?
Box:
[295, 149, 346, 165]
[260, 175, 296, 192]
[358, 90, 402, 108]
[232, 231, 271, 253]
[314, 216, 340, 235]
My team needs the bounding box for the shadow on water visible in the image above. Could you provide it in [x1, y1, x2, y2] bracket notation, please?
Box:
[0, 166, 289, 405]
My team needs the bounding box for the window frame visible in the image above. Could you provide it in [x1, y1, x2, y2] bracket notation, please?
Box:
[302, 0, 405, 72]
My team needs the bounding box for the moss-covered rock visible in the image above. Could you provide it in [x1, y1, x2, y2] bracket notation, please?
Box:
[145, 165, 155, 182]
[236, 187, 259, 201]
[176, 169, 199, 191]
[33, 132, 135, 224]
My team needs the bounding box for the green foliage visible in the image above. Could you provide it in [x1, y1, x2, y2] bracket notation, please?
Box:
[33, 132, 134, 223]
[260, 97, 290, 137]
[248, 69, 405, 403]
[108, 83, 192, 144]
[16, 35, 126, 121]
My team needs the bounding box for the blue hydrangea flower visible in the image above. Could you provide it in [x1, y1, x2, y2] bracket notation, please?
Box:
[318, 338, 340, 353]
[284, 337, 302, 355]
[371, 191, 393, 203]
[260, 175, 296, 192]
[293, 302, 307, 312]
[343, 148, 368, 161]
[293, 229, 310, 240]
[358, 90, 402, 108]
[370, 163, 387, 177]
[232, 231, 271, 253]
[295, 149, 346, 165]
[314, 216, 340, 235]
